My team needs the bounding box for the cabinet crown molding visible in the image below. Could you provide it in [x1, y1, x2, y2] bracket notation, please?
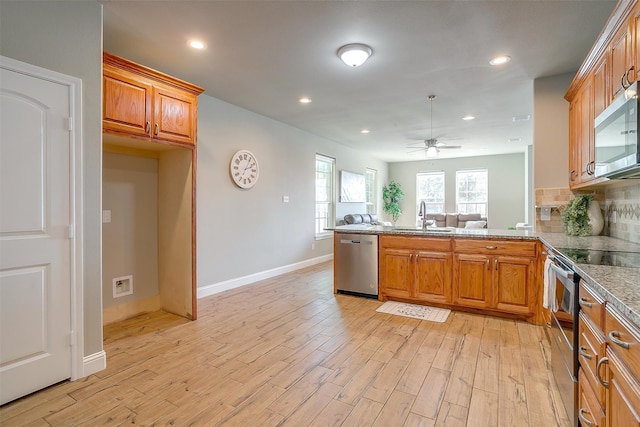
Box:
[103, 51, 205, 96]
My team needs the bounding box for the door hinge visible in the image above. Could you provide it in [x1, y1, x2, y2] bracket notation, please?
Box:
[67, 224, 75, 239]
[66, 117, 73, 131]
[68, 331, 75, 347]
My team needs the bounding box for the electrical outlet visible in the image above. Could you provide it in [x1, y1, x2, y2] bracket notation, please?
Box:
[311, 243, 315, 250]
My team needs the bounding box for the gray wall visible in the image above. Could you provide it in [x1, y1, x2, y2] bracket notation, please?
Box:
[102, 152, 159, 308]
[0, 1, 103, 356]
[533, 73, 573, 189]
[388, 153, 526, 229]
[196, 95, 388, 286]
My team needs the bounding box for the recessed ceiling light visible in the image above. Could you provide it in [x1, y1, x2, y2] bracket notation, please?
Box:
[188, 40, 206, 50]
[489, 55, 511, 66]
[509, 138, 523, 143]
[299, 97, 312, 104]
[512, 114, 531, 122]
[462, 115, 475, 121]
[360, 129, 370, 134]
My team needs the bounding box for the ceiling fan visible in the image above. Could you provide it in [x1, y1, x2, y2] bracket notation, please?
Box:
[407, 95, 462, 157]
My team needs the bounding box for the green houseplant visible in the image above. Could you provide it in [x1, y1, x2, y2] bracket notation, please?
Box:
[382, 181, 404, 224]
[561, 194, 594, 236]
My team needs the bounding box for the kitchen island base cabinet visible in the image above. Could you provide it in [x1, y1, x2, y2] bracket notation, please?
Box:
[453, 239, 537, 318]
[379, 236, 452, 305]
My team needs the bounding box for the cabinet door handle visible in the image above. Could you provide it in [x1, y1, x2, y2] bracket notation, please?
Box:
[596, 356, 609, 387]
[579, 297, 594, 308]
[579, 346, 593, 360]
[409, 254, 413, 263]
[145, 121, 151, 134]
[485, 246, 497, 250]
[494, 259, 498, 271]
[415, 254, 419, 263]
[609, 331, 631, 349]
[622, 72, 629, 90]
[626, 66, 635, 87]
[485, 259, 490, 270]
[154, 123, 159, 135]
[578, 408, 593, 427]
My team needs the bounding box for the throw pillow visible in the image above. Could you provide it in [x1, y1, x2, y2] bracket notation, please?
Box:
[465, 220, 487, 229]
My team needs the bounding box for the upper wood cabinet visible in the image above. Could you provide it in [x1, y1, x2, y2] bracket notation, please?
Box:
[566, 0, 638, 189]
[103, 52, 205, 147]
[611, 20, 635, 99]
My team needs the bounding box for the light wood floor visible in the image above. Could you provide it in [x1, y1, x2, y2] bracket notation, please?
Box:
[0, 261, 570, 426]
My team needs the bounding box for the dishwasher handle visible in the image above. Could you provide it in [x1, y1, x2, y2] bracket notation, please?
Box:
[339, 239, 374, 245]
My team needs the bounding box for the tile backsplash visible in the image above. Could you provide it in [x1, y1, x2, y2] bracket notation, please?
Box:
[535, 183, 640, 244]
[605, 182, 640, 244]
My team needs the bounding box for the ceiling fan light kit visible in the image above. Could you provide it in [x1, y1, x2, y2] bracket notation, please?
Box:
[337, 43, 372, 67]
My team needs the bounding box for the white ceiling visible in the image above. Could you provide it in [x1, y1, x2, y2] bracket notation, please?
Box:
[102, 0, 616, 163]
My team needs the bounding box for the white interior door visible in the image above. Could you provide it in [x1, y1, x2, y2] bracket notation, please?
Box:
[0, 62, 73, 404]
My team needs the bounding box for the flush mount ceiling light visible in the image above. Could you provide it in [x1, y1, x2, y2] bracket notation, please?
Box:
[188, 39, 206, 50]
[337, 43, 372, 67]
[462, 115, 475, 121]
[299, 97, 312, 104]
[360, 129, 370, 134]
[489, 55, 511, 66]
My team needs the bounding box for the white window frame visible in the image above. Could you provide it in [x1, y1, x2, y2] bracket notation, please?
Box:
[456, 169, 488, 216]
[365, 168, 377, 215]
[416, 171, 445, 214]
[315, 154, 335, 239]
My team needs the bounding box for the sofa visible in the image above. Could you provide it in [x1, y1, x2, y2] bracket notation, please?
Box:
[337, 213, 381, 226]
[337, 212, 487, 229]
[424, 213, 487, 229]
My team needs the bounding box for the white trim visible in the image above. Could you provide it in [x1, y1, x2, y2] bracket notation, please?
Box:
[0, 56, 86, 381]
[82, 351, 106, 377]
[198, 254, 333, 299]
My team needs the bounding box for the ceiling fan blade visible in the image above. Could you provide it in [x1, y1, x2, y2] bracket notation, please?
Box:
[438, 145, 462, 149]
[407, 147, 427, 154]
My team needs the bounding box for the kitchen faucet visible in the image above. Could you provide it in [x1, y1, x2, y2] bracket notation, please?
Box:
[418, 200, 428, 230]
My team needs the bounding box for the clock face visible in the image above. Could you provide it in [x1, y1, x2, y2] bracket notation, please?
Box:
[230, 150, 259, 189]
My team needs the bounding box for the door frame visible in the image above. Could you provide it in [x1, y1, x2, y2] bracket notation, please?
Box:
[1, 55, 85, 380]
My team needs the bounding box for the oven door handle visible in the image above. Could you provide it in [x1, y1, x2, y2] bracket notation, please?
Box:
[549, 262, 574, 281]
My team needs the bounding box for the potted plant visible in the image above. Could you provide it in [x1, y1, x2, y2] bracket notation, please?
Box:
[382, 181, 404, 224]
[560, 194, 603, 236]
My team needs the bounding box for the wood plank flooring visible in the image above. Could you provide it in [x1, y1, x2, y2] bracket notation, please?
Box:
[0, 261, 570, 426]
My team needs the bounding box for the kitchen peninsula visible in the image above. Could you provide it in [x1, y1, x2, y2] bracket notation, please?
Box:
[333, 225, 640, 329]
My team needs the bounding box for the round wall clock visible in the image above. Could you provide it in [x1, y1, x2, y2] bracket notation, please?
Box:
[229, 149, 259, 189]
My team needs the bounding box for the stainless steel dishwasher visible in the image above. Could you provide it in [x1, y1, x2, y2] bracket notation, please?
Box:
[335, 233, 378, 298]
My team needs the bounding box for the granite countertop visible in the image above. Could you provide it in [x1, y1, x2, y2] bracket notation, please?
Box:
[332, 224, 539, 240]
[537, 232, 640, 330]
[333, 225, 640, 329]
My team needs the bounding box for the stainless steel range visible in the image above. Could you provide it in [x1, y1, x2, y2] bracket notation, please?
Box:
[545, 248, 581, 427]
[557, 247, 640, 268]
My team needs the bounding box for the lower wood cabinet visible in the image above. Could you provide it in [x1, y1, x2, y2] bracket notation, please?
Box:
[379, 235, 537, 318]
[379, 236, 452, 305]
[579, 285, 640, 427]
[452, 239, 536, 317]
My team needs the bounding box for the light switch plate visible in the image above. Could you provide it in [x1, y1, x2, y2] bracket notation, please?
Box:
[102, 210, 111, 223]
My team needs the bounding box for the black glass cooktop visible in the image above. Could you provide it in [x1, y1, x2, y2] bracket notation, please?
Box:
[558, 248, 640, 268]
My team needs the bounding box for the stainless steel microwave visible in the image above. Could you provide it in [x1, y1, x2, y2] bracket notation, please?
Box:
[594, 81, 640, 179]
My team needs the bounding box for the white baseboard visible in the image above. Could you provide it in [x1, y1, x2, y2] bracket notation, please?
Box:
[82, 350, 106, 377]
[198, 254, 333, 299]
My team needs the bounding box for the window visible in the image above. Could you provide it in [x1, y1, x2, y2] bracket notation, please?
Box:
[456, 169, 488, 216]
[416, 171, 445, 214]
[365, 168, 377, 215]
[315, 154, 335, 238]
